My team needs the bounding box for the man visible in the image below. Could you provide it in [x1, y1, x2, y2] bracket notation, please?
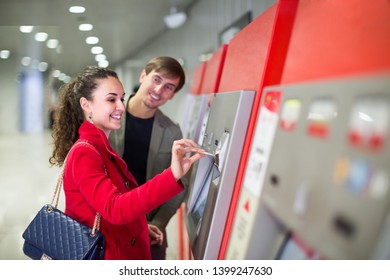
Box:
[109, 56, 187, 260]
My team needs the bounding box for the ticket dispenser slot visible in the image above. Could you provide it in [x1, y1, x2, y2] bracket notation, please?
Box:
[185, 90, 255, 259]
[261, 75, 390, 259]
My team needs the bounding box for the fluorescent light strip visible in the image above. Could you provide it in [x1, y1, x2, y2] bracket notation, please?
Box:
[69, 6, 85, 14]
[0, 50, 10, 59]
[86, 36, 99, 44]
[91, 46, 103, 54]
[35, 32, 48, 42]
[79, 24, 93, 31]
[20, 26, 34, 33]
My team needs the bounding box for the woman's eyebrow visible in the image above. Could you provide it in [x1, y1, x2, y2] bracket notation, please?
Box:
[105, 92, 122, 96]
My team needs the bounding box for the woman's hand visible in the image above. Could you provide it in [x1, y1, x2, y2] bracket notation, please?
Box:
[148, 224, 163, 246]
[170, 139, 204, 181]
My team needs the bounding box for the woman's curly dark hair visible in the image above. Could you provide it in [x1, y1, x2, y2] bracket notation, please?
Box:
[49, 66, 118, 167]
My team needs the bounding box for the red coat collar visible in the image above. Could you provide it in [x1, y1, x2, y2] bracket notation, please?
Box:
[77, 121, 114, 156]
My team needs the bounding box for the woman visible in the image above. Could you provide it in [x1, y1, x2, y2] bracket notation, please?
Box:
[49, 66, 203, 259]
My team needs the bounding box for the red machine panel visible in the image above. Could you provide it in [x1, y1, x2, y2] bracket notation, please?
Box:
[218, 0, 298, 259]
[200, 44, 228, 94]
[189, 61, 207, 95]
[218, 5, 277, 93]
[222, 0, 390, 260]
[281, 0, 390, 84]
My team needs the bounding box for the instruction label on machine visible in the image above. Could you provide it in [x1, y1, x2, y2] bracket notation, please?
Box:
[243, 90, 282, 197]
[226, 90, 281, 259]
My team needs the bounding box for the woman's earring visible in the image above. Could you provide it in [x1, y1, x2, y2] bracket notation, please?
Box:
[88, 113, 94, 123]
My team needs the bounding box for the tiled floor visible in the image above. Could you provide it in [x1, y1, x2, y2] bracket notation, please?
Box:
[0, 130, 60, 259]
[0, 130, 180, 260]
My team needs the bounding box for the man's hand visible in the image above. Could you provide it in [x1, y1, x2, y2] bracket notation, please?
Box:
[148, 224, 163, 246]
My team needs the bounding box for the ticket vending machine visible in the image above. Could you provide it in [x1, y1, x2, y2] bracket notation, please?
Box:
[180, 62, 208, 143]
[182, 93, 210, 144]
[185, 89, 255, 259]
[225, 74, 390, 259]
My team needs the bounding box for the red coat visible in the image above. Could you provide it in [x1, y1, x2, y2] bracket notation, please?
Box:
[63, 121, 183, 259]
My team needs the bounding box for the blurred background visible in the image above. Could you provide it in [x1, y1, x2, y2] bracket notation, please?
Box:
[0, 0, 270, 259]
[1, 0, 389, 261]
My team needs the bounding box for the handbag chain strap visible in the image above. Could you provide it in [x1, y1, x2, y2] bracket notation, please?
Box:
[50, 141, 103, 236]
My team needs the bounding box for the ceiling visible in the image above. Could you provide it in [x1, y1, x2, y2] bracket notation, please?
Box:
[0, 0, 197, 82]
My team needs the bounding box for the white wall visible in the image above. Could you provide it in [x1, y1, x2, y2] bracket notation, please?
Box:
[0, 0, 275, 134]
[118, 0, 276, 125]
[0, 59, 19, 134]
[0, 59, 53, 134]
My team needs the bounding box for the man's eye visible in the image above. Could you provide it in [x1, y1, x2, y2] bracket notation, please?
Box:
[166, 85, 175, 91]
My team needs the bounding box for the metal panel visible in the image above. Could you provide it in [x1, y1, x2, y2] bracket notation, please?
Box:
[261, 75, 390, 259]
[185, 89, 255, 259]
[226, 74, 390, 259]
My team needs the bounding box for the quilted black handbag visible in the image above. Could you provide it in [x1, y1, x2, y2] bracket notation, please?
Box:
[22, 142, 106, 260]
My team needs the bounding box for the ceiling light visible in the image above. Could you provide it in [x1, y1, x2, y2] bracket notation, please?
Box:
[58, 73, 66, 81]
[38, 62, 48, 72]
[79, 24, 93, 31]
[46, 39, 59, 49]
[86, 36, 99, 44]
[52, 70, 61, 78]
[69, 6, 85, 14]
[164, 7, 187, 29]
[98, 60, 109, 67]
[21, 57, 31, 66]
[35, 32, 48, 42]
[64, 76, 71, 83]
[0, 50, 10, 59]
[91, 46, 103, 54]
[95, 54, 106, 62]
[20, 26, 34, 33]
